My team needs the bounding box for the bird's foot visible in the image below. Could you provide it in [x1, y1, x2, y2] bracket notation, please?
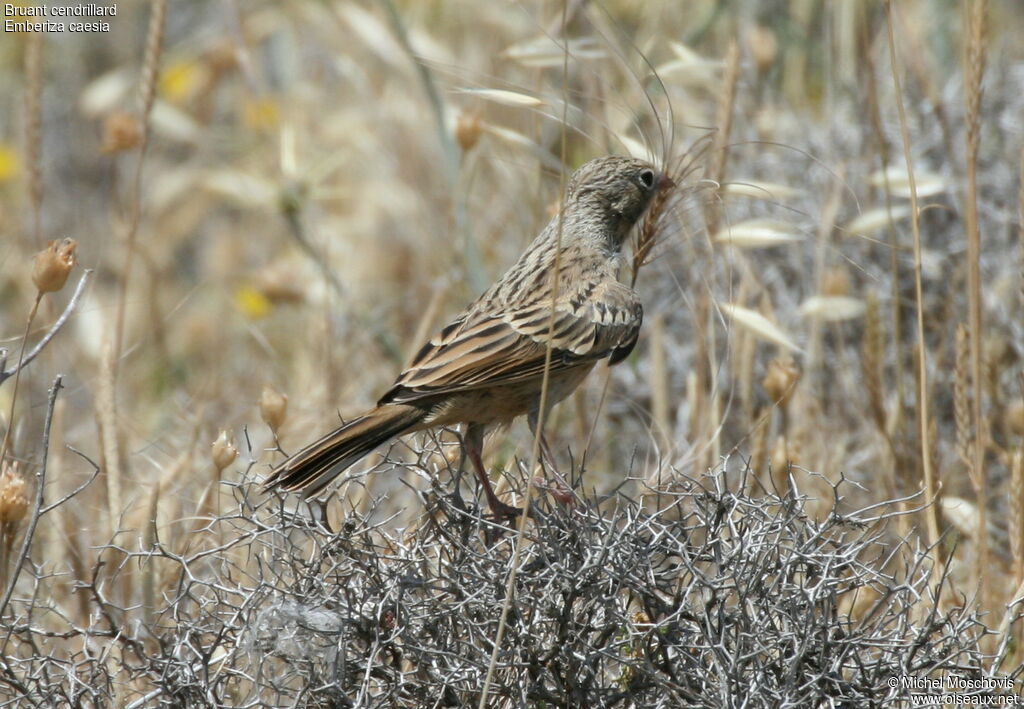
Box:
[532, 475, 577, 507]
[444, 489, 469, 514]
[481, 501, 521, 546]
[485, 498, 522, 523]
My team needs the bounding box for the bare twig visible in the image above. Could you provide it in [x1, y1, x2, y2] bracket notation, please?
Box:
[0, 271, 93, 386]
[39, 447, 100, 516]
[0, 376, 62, 620]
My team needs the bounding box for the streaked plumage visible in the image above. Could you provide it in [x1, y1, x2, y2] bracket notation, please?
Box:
[264, 156, 671, 511]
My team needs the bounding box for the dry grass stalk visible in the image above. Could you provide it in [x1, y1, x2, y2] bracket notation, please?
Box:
[101, 5, 169, 570]
[704, 39, 740, 239]
[24, 33, 43, 244]
[962, 0, 989, 605]
[141, 480, 161, 634]
[770, 435, 791, 494]
[1011, 449, 1023, 590]
[701, 289, 731, 472]
[0, 299, 40, 469]
[862, 295, 886, 433]
[480, 19, 574, 700]
[860, 17, 906, 414]
[861, 295, 902, 505]
[737, 321, 756, 423]
[60, 497, 90, 624]
[884, 0, 941, 554]
[749, 406, 769, 481]
[708, 362, 723, 469]
[685, 369, 701, 465]
[96, 342, 123, 541]
[649, 313, 670, 454]
[1015, 146, 1024, 605]
[113, 0, 168, 363]
[804, 171, 845, 391]
[955, 323, 972, 472]
[688, 295, 711, 474]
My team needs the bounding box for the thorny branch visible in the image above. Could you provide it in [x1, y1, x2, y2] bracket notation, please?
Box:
[0, 456, 1016, 707]
[0, 376, 61, 619]
[0, 271, 93, 386]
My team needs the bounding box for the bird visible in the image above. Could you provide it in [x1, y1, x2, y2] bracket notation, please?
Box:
[264, 156, 673, 518]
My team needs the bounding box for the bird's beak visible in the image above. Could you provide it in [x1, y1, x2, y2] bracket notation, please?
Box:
[657, 173, 676, 191]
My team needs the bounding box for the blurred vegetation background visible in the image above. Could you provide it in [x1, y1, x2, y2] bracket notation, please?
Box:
[1, 0, 1024, 697]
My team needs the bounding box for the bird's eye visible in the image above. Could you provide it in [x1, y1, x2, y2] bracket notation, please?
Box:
[638, 169, 656, 190]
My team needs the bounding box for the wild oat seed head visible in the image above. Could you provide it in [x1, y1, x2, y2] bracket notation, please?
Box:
[31, 238, 77, 294]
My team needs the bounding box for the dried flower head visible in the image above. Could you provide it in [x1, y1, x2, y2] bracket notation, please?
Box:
[32, 238, 77, 294]
[204, 40, 239, 76]
[822, 266, 851, 297]
[0, 460, 29, 529]
[455, 110, 482, 153]
[984, 334, 1012, 371]
[259, 385, 288, 435]
[254, 265, 306, 305]
[762, 356, 800, 408]
[101, 111, 142, 153]
[1007, 398, 1024, 437]
[211, 430, 239, 473]
[746, 25, 778, 73]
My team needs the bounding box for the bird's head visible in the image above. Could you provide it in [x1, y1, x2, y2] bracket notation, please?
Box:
[564, 156, 673, 246]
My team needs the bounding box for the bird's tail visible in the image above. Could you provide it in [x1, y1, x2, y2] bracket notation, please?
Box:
[264, 404, 425, 497]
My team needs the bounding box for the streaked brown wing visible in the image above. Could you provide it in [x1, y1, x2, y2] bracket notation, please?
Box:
[379, 280, 641, 405]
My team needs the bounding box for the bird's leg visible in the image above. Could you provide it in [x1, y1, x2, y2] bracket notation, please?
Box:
[527, 412, 576, 506]
[465, 423, 520, 521]
[526, 411, 558, 472]
[445, 432, 468, 513]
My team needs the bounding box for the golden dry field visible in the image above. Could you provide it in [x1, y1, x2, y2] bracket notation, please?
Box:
[1, 1, 1023, 705]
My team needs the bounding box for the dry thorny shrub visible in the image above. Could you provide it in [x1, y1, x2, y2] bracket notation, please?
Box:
[2, 1, 1024, 705]
[0, 454, 1017, 707]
